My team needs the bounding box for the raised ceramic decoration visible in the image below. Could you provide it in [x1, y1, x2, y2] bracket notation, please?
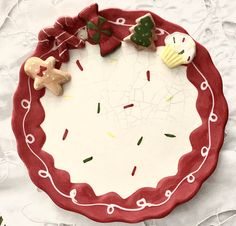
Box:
[161, 32, 196, 68]
[124, 13, 157, 51]
[12, 3, 228, 223]
[24, 56, 71, 96]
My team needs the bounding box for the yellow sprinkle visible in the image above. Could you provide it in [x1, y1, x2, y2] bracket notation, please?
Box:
[107, 132, 115, 138]
[108, 58, 118, 64]
[63, 95, 73, 99]
[166, 96, 173, 102]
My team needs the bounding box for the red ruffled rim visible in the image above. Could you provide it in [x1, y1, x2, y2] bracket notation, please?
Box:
[12, 4, 228, 223]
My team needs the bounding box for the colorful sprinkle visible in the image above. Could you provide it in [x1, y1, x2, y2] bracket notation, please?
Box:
[62, 129, 68, 140]
[182, 37, 186, 42]
[173, 37, 176, 43]
[83, 156, 93, 163]
[63, 95, 73, 99]
[187, 56, 191, 61]
[166, 96, 173, 102]
[164, 133, 176, 138]
[97, 102, 101, 114]
[123, 104, 134, 109]
[108, 58, 118, 64]
[137, 136, 143, 145]
[0, 216, 3, 225]
[131, 166, 137, 176]
[178, 50, 185, 55]
[107, 131, 115, 138]
[146, 70, 150, 81]
[76, 59, 83, 71]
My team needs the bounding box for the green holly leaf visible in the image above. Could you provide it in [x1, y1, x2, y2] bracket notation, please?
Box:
[92, 32, 101, 43]
[87, 21, 97, 30]
[98, 16, 107, 26]
[102, 29, 112, 36]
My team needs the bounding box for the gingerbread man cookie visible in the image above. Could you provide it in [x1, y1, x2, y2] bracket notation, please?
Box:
[24, 56, 71, 96]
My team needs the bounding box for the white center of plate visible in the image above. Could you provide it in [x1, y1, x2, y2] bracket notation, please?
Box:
[41, 43, 201, 198]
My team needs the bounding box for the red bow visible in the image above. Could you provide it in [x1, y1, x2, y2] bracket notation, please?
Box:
[79, 3, 121, 56]
[38, 26, 85, 62]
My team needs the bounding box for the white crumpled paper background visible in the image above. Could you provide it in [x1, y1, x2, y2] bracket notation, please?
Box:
[0, 0, 236, 225]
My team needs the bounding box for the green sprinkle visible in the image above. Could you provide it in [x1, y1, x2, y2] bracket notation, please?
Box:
[164, 133, 176, 138]
[0, 216, 5, 226]
[137, 136, 143, 145]
[83, 156, 93, 163]
[178, 50, 185, 55]
[97, 102, 100, 114]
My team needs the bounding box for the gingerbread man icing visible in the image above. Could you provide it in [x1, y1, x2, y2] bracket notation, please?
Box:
[24, 56, 71, 96]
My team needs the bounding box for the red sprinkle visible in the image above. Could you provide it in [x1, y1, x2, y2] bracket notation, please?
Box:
[146, 70, 150, 81]
[131, 166, 137, 176]
[62, 129, 68, 140]
[76, 59, 83, 71]
[123, 104, 134, 109]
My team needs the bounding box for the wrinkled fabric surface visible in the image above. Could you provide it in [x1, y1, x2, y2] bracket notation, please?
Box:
[0, 0, 236, 225]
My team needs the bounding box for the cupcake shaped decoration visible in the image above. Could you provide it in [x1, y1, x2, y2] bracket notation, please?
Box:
[160, 32, 196, 68]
